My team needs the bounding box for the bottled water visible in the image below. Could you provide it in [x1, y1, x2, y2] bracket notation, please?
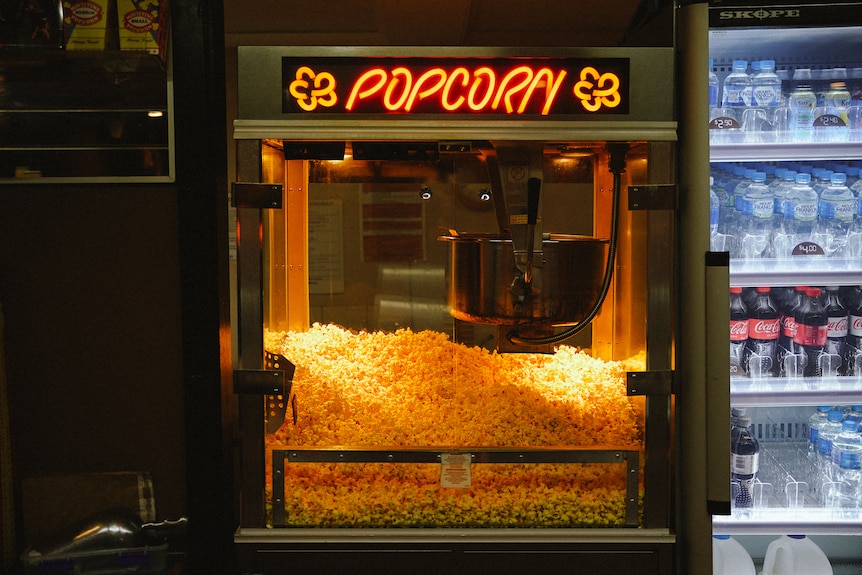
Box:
[738, 172, 774, 259]
[722, 60, 751, 108]
[752, 59, 782, 110]
[710, 176, 720, 237]
[771, 169, 796, 239]
[812, 168, 833, 196]
[847, 173, 862, 257]
[830, 419, 861, 511]
[812, 173, 855, 257]
[789, 69, 817, 142]
[848, 405, 862, 425]
[808, 406, 833, 457]
[815, 76, 852, 143]
[817, 408, 844, 485]
[775, 173, 817, 258]
[708, 59, 719, 108]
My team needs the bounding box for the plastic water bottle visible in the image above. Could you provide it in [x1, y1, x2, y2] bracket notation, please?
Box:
[830, 419, 861, 511]
[713, 534, 756, 575]
[848, 171, 862, 257]
[815, 77, 852, 143]
[730, 286, 749, 377]
[776, 173, 818, 258]
[789, 69, 817, 142]
[761, 535, 834, 575]
[731, 414, 760, 515]
[722, 60, 751, 108]
[813, 173, 855, 257]
[823, 286, 849, 375]
[793, 287, 828, 378]
[708, 59, 719, 109]
[710, 176, 720, 238]
[752, 60, 782, 107]
[847, 405, 862, 425]
[817, 408, 845, 484]
[808, 406, 833, 458]
[739, 172, 774, 259]
[812, 168, 834, 196]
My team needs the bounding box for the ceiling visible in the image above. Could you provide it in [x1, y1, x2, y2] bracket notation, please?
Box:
[222, 0, 674, 48]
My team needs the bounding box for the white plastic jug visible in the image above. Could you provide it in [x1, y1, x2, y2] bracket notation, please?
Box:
[713, 534, 756, 575]
[761, 535, 833, 575]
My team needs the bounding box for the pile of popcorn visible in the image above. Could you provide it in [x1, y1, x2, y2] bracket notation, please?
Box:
[264, 323, 645, 528]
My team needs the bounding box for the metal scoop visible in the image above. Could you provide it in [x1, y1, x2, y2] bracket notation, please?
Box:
[23, 508, 188, 558]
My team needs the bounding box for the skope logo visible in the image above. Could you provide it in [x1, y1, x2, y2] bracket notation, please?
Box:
[719, 9, 801, 21]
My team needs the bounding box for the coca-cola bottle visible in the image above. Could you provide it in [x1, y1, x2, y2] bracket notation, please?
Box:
[745, 287, 781, 378]
[822, 286, 848, 375]
[731, 414, 760, 516]
[730, 287, 749, 377]
[844, 285, 862, 377]
[776, 286, 806, 378]
[793, 287, 828, 378]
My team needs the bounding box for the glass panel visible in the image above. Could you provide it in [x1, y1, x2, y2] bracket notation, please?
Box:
[0, 49, 171, 180]
[261, 141, 650, 528]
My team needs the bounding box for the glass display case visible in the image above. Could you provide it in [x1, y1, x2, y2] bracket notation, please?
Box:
[707, 17, 862, 573]
[0, 0, 173, 182]
[232, 46, 677, 574]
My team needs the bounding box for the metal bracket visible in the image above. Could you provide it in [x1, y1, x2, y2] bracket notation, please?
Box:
[628, 184, 677, 211]
[231, 182, 283, 209]
[626, 370, 674, 396]
[234, 353, 296, 433]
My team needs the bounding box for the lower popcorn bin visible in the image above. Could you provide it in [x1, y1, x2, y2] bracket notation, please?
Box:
[262, 324, 646, 529]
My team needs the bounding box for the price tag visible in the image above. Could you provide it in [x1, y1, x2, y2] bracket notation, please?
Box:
[709, 116, 741, 130]
[813, 114, 846, 127]
[440, 453, 472, 488]
[792, 241, 825, 256]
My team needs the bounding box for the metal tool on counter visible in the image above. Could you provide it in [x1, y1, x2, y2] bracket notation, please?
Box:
[23, 508, 188, 559]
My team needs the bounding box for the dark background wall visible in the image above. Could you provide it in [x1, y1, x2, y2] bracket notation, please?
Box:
[0, 0, 232, 573]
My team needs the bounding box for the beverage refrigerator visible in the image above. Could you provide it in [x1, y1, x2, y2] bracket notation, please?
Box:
[229, 45, 680, 574]
[701, 0, 862, 573]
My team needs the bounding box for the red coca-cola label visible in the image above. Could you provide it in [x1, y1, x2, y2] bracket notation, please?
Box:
[794, 324, 828, 347]
[749, 318, 780, 340]
[781, 314, 797, 336]
[827, 317, 848, 338]
[730, 320, 749, 341]
[850, 315, 862, 337]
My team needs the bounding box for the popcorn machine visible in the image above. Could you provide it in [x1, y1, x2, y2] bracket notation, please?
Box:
[232, 46, 678, 574]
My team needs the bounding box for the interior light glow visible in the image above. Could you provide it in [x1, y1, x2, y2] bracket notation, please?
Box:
[147, 110, 164, 118]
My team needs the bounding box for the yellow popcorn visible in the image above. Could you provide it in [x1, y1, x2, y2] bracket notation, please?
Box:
[264, 324, 645, 528]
